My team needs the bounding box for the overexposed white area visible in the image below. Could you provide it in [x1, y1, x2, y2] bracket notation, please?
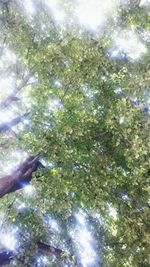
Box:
[75, 209, 86, 225]
[17, 202, 27, 211]
[111, 30, 147, 60]
[82, 85, 94, 98]
[0, 211, 5, 226]
[45, 0, 65, 23]
[37, 256, 49, 266]
[140, 0, 150, 6]
[119, 116, 125, 124]
[108, 205, 117, 219]
[46, 216, 61, 233]
[40, 159, 55, 168]
[0, 234, 16, 250]
[114, 87, 123, 95]
[71, 210, 99, 267]
[49, 98, 63, 112]
[0, 48, 16, 66]
[0, 108, 15, 124]
[23, 184, 36, 196]
[20, 0, 35, 18]
[44, 214, 61, 234]
[0, 227, 18, 251]
[54, 80, 62, 88]
[0, 151, 28, 176]
[122, 194, 130, 201]
[42, 0, 119, 31]
[0, 77, 15, 101]
[20, 91, 32, 109]
[140, 29, 150, 42]
[76, 0, 118, 30]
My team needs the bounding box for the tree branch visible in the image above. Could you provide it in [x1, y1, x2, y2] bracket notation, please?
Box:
[0, 112, 29, 133]
[0, 251, 14, 267]
[0, 73, 32, 110]
[37, 241, 83, 267]
[0, 241, 83, 267]
[0, 155, 40, 198]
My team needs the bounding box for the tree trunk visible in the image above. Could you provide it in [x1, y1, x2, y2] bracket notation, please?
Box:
[0, 155, 40, 198]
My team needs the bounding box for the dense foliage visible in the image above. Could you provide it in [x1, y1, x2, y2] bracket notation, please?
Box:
[0, 0, 149, 266]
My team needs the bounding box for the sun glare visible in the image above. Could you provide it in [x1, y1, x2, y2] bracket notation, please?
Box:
[140, 0, 150, 6]
[17, 202, 27, 211]
[0, 228, 18, 251]
[45, 0, 65, 23]
[76, 0, 117, 30]
[0, 77, 15, 100]
[22, 0, 35, 17]
[0, 109, 15, 124]
[112, 30, 147, 60]
[75, 209, 86, 225]
[1, 234, 16, 251]
[23, 184, 35, 196]
[37, 256, 49, 266]
[0, 151, 28, 176]
[46, 215, 61, 233]
[1, 48, 17, 65]
[49, 98, 63, 112]
[71, 210, 99, 267]
[108, 205, 118, 218]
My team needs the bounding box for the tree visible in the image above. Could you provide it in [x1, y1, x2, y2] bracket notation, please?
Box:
[0, 0, 149, 266]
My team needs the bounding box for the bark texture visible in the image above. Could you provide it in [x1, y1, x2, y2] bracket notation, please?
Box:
[0, 155, 40, 198]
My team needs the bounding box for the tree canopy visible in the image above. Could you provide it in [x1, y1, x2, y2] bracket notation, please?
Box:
[0, 0, 150, 266]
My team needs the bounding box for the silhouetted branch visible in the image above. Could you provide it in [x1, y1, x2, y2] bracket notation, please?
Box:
[0, 241, 83, 267]
[0, 73, 32, 110]
[0, 155, 40, 198]
[0, 112, 29, 133]
[0, 251, 14, 266]
[37, 242, 83, 267]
